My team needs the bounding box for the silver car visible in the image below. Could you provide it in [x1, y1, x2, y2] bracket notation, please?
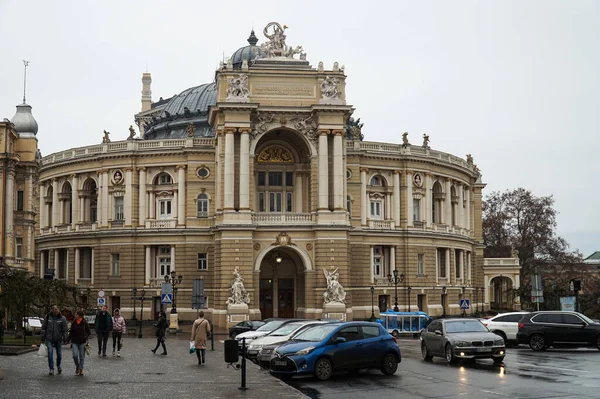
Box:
[420, 318, 506, 364]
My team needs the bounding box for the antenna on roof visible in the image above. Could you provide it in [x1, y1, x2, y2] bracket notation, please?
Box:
[146, 61, 148, 73]
[22, 60, 29, 104]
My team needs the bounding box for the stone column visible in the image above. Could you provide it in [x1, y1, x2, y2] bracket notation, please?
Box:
[173, 190, 178, 220]
[332, 130, 344, 210]
[96, 173, 103, 225]
[458, 183, 464, 228]
[223, 128, 235, 210]
[40, 251, 45, 278]
[59, 198, 64, 226]
[459, 250, 464, 283]
[318, 130, 329, 211]
[79, 196, 84, 223]
[52, 179, 59, 228]
[445, 248, 451, 282]
[295, 172, 303, 213]
[215, 130, 223, 212]
[465, 188, 471, 231]
[385, 193, 391, 221]
[370, 246, 375, 284]
[5, 169, 15, 246]
[171, 245, 176, 273]
[71, 175, 79, 228]
[91, 248, 95, 285]
[360, 168, 367, 226]
[139, 168, 147, 226]
[239, 129, 250, 210]
[39, 182, 45, 228]
[177, 165, 186, 225]
[425, 174, 432, 227]
[145, 246, 152, 285]
[390, 246, 396, 276]
[444, 179, 452, 225]
[125, 169, 133, 226]
[54, 249, 59, 278]
[393, 171, 400, 227]
[406, 172, 413, 227]
[75, 248, 80, 283]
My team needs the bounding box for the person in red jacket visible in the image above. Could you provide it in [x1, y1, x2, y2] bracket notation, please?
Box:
[67, 311, 91, 376]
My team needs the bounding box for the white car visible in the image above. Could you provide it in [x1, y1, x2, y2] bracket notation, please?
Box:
[235, 319, 298, 348]
[481, 312, 529, 345]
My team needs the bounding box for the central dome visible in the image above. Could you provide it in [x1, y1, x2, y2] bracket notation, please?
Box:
[230, 30, 264, 68]
[163, 83, 216, 116]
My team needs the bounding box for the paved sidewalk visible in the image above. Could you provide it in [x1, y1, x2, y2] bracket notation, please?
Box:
[0, 334, 307, 399]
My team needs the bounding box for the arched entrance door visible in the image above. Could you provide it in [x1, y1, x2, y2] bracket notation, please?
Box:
[258, 247, 306, 319]
[490, 276, 514, 310]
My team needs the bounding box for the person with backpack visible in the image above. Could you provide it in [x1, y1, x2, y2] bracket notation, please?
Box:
[67, 310, 91, 376]
[111, 308, 126, 357]
[94, 305, 113, 357]
[41, 305, 67, 375]
[151, 311, 168, 355]
[190, 311, 211, 365]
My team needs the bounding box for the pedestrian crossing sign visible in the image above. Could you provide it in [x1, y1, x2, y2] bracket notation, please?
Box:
[161, 293, 173, 304]
[459, 299, 470, 310]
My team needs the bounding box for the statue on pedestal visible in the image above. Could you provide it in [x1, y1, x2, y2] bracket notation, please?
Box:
[226, 267, 250, 305]
[323, 268, 346, 304]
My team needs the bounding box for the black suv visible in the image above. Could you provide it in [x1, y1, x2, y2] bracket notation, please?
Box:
[516, 311, 600, 351]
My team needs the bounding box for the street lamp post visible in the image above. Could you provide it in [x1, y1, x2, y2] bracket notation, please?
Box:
[407, 287, 412, 312]
[461, 286, 466, 318]
[86, 287, 91, 309]
[481, 287, 485, 313]
[138, 289, 146, 338]
[442, 286, 447, 317]
[131, 287, 138, 321]
[387, 270, 405, 312]
[164, 270, 183, 314]
[370, 286, 376, 321]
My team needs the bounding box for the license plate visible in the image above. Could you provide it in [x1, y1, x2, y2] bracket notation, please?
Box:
[247, 350, 258, 355]
[477, 348, 492, 353]
[273, 360, 287, 366]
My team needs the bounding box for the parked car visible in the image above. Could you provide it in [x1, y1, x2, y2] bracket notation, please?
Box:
[269, 322, 401, 381]
[229, 320, 266, 339]
[235, 319, 304, 348]
[249, 321, 328, 366]
[516, 311, 600, 351]
[420, 318, 506, 364]
[481, 311, 529, 346]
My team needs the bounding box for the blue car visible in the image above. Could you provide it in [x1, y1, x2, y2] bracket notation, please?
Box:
[269, 321, 401, 380]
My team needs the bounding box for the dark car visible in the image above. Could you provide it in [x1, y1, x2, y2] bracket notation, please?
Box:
[269, 322, 401, 381]
[229, 320, 266, 339]
[516, 311, 600, 351]
[420, 318, 506, 364]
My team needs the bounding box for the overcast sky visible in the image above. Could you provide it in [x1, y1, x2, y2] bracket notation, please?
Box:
[1, 1, 598, 256]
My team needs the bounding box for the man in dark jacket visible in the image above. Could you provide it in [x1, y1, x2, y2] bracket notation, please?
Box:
[41, 305, 67, 375]
[94, 305, 113, 357]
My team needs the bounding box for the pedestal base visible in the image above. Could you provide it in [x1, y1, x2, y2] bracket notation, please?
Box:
[227, 303, 249, 329]
[323, 302, 347, 321]
[168, 312, 182, 333]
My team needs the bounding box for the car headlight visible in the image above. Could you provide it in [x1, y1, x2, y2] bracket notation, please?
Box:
[454, 341, 471, 347]
[248, 345, 262, 351]
[494, 340, 504, 346]
[294, 346, 315, 356]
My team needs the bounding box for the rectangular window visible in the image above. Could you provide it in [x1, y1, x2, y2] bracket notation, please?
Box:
[258, 192, 265, 212]
[370, 201, 382, 219]
[417, 254, 424, 276]
[413, 199, 421, 221]
[286, 192, 293, 212]
[455, 250, 461, 279]
[15, 237, 23, 258]
[373, 246, 383, 278]
[114, 197, 124, 220]
[157, 247, 171, 278]
[437, 248, 446, 278]
[268, 172, 283, 186]
[197, 253, 208, 271]
[269, 192, 282, 212]
[258, 172, 266, 186]
[17, 190, 24, 211]
[197, 197, 208, 217]
[159, 199, 172, 218]
[285, 172, 293, 186]
[111, 253, 120, 276]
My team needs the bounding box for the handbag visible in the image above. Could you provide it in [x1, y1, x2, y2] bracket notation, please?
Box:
[189, 341, 196, 354]
[85, 341, 91, 355]
[37, 343, 48, 357]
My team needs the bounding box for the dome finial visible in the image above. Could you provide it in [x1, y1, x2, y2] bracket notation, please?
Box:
[247, 29, 258, 46]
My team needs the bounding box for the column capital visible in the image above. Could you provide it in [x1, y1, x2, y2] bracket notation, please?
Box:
[392, 170, 402, 175]
[331, 129, 345, 136]
[123, 167, 134, 172]
[70, 174, 77, 179]
[359, 167, 369, 173]
[137, 167, 146, 172]
[238, 128, 251, 134]
[318, 129, 330, 136]
[224, 128, 237, 134]
[176, 165, 187, 170]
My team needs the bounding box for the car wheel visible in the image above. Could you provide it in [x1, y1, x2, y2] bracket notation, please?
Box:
[421, 342, 433, 361]
[596, 335, 600, 350]
[392, 330, 399, 337]
[445, 344, 455, 364]
[230, 331, 238, 339]
[381, 353, 398, 375]
[493, 331, 507, 343]
[493, 356, 505, 364]
[529, 334, 545, 351]
[314, 358, 333, 381]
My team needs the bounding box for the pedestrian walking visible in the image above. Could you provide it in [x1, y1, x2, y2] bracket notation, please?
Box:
[94, 305, 113, 357]
[190, 311, 211, 365]
[40, 305, 67, 375]
[151, 311, 168, 355]
[67, 310, 91, 376]
[111, 308, 126, 357]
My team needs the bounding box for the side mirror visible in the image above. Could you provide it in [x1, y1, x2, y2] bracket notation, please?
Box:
[581, 322, 587, 327]
[335, 337, 347, 344]
[434, 330, 442, 336]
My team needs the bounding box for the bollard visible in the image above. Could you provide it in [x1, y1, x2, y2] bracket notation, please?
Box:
[210, 320, 214, 351]
[239, 337, 247, 390]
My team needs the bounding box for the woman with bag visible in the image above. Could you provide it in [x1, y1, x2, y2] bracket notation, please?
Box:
[190, 311, 211, 365]
[67, 310, 91, 376]
[111, 308, 126, 357]
[151, 311, 168, 355]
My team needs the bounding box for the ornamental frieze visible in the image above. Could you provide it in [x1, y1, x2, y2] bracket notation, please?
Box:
[250, 112, 318, 144]
[257, 145, 294, 163]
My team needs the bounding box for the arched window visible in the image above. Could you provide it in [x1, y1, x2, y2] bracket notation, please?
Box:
[197, 194, 209, 218]
[432, 181, 443, 224]
[157, 173, 172, 185]
[370, 175, 382, 186]
[450, 185, 457, 226]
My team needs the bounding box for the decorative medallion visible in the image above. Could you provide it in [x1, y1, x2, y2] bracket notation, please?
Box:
[196, 166, 210, 179]
[258, 146, 293, 163]
[253, 243, 261, 251]
[306, 243, 313, 251]
[413, 173, 423, 188]
[274, 232, 291, 246]
[112, 169, 124, 185]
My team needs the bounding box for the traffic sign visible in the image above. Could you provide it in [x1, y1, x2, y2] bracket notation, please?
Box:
[98, 290, 105, 298]
[161, 293, 173, 304]
[531, 296, 544, 303]
[97, 297, 106, 306]
[459, 299, 470, 310]
[162, 282, 173, 295]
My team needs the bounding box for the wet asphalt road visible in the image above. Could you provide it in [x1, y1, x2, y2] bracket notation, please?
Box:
[285, 338, 600, 399]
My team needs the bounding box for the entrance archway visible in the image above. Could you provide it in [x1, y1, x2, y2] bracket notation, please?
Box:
[256, 245, 309, 319]
[490, 276, 514, 310]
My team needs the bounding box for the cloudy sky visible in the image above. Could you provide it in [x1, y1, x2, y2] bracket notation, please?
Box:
[1, 1, 598, 256]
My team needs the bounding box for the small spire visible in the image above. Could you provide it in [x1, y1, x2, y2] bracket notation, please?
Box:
[22, 60, 29, 104]
[247, 29, 258, 46]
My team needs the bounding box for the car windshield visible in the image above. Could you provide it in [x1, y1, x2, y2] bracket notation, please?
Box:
[292, 324, 338, 342]
[257, 320, 285, 332]
[270, 322, 304, 336]
[580, 314, 595, 324]
[445, 320, 488, 333]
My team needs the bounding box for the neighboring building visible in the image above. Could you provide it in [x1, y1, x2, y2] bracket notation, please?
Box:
[584, 251, 600, 265]
[0, 101, 40, 273]
[36, 25, 489, 327]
